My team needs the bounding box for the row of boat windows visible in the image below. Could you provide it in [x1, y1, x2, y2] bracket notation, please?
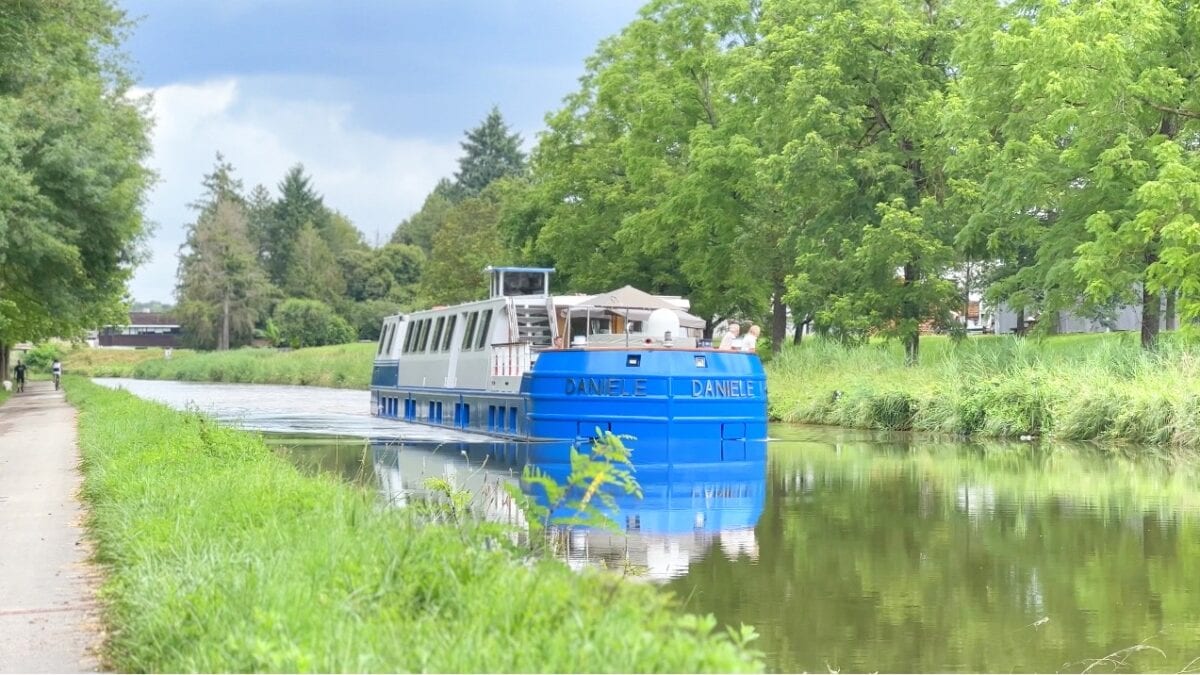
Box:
[376, 396, 520, 434]
[376, 308, 495, 357]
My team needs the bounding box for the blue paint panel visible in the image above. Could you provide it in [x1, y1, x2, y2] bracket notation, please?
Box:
[526, 349, 767, 464]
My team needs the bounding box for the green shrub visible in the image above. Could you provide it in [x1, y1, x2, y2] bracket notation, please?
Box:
[273, 299, 356, 348]
[339, 299, 403, 341]
[24, 342, 66, 372]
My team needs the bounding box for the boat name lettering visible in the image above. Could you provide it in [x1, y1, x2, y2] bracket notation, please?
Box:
[691, 379, 755, 398]
[564, 377, 648, 397]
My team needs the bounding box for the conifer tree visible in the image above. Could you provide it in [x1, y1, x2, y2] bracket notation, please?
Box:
[176, 197, 272, 350]
[265, 164, 331, 284]
[452, 107, 526, 200]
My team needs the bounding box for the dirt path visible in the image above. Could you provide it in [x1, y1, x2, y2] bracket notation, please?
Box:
[0, 381, 100, 673]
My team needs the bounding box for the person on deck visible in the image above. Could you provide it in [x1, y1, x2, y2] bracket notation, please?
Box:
[719, 323, 742, 350]
[741, 325, 761, 353]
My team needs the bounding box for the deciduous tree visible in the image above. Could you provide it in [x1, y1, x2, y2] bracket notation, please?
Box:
[951, 0, 1200, 349]
[285, 223, 346, 306]
[177, 197, 272, 350]
[422, 194, 508, 304]
[0, 0, 153, 375]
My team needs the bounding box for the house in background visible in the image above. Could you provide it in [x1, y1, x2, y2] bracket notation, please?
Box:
[984, 291, 1177, 335]
[97, 312, 182, 348]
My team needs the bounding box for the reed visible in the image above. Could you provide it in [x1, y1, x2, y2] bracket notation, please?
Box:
[67, 378, 760, 673]
[768, 333, 1200, 448]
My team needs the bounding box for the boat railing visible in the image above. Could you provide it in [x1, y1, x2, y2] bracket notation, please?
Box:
[491, 341, 533, 378]
[578, 333, 700, 349]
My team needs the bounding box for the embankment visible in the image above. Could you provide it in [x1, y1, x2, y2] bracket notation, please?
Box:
[65, 343, 374, 389]
[67, 377, 759, 672]
[65, 332, 1200, 447]
[768, 333, 1200, 448]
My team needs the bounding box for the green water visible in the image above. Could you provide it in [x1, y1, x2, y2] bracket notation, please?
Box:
[270, 427, 1200, 673]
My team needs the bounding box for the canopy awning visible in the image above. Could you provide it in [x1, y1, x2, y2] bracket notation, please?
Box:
[575, 285, 680, 311]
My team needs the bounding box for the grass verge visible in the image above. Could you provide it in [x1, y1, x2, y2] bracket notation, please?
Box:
[768, 332, 1200, 447]
[68, 377, 759, 672]
[65, 342, 374, 389]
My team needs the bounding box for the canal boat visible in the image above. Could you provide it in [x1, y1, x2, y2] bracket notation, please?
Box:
[370, 267, 767, 464]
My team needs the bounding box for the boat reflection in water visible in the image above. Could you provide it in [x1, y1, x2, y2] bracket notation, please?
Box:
[367, 438, 767, 581]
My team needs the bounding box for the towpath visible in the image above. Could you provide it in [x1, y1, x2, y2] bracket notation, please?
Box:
[0, 382, 100, 673]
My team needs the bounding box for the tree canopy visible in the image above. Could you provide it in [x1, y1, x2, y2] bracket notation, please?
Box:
[145, 0, 1200, 360]
[0, 0, 153, 374]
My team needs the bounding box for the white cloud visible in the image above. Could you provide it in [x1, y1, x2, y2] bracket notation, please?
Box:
[129, 78, 460, 302]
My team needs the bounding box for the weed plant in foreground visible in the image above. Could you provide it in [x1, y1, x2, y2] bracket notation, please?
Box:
[67, 378, 760, 672]
[767, 332, 1200, 448]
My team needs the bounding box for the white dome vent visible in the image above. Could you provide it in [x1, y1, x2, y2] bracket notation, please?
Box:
[646, 308, 681, 340]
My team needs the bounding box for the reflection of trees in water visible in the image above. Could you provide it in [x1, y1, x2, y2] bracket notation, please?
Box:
[271, 437, 375, 485]
[666, 435, 1200, 673]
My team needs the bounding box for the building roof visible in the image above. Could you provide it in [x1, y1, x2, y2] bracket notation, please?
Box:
[126, 312, 179, 327]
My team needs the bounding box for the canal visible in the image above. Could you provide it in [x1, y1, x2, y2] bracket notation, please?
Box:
[94, 378, 1200, 673]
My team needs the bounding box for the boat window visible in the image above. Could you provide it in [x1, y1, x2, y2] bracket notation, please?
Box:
[383, 323, 397, 356]
[442, 315, 457, 351]
[377, 323, 390, 355]
[462, 312, 478, 351]
[431, 317, 445, 352]
[402, 321, 415, 353]
[418, 319, 431, 352]
[476, 309, 493, 350]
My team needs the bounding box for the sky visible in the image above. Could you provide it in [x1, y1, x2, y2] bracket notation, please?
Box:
[120, 0, 643, 302]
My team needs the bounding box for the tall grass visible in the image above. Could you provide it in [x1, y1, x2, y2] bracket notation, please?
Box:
[65, 343, 375, 389]
[768, 333, 1200, 448]
[67, 377, 759, 672]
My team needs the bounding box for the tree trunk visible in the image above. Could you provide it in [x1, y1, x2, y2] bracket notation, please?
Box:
[793, 316, 807, 345]
[963, 261, 972, 331]
[1165, 291, 1177, 331]
[0, 340, 8, 382]
[1141, 280, 1160, 350]
[905, 332, 919, 366]
[771, 280, 787, 355]
[221, 295, 231, 351]
[903, 263, 919, 366]
[1016, 308, 1025, 335]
